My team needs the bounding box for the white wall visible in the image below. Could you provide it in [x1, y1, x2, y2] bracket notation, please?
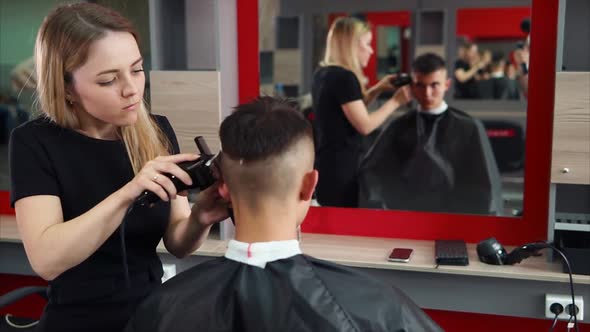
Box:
[185, 0, 218, 70]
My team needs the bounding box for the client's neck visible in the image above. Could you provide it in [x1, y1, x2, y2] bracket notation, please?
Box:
[233, 200, 299, 243]
[418, 100, 448, 114]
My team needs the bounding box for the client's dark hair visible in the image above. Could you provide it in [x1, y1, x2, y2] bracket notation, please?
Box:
[491, 51, 505, 66]
[412, 53, 447, 74]
[220, 96, 313, 161]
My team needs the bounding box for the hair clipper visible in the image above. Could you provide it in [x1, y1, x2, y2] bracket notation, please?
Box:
[134, 136, 217, 207]
[390, 73, 412, 87]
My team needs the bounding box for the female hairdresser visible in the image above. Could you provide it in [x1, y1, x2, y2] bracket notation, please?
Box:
[311, 17, 411, 208]
[9, 3, 227, 331]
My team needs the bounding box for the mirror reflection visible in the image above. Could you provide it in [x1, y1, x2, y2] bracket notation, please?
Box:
[259, 0, 530, 217]
[0, 0, 56, 190]
[453, 7, 531, 100]
[0, 0, 150, 192]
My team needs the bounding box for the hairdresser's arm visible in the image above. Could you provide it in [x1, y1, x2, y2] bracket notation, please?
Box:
[454, 62, 485, 83]
[343, 86, 411, 136]
[163, 184, 228, 258]
[514, 48, 529, 97]
[15, 191, 135, 281]
[14, 153, 199, 281]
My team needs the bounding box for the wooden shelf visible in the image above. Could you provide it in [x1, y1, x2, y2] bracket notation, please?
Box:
[3, 216, 588, 285]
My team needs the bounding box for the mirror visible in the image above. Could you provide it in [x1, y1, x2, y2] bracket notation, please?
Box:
[453, 7, 530, 101]
[259, 0, 532, 217]
[0, 0, 150, 193]
[0, 0, 60, 192]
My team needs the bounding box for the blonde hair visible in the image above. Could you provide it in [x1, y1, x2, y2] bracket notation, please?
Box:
[321, 17, 371, 91]
[35, 2, 170, 174]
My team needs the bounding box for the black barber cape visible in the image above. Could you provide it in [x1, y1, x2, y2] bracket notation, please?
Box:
[358, 106, 502, 215]
[125, 240, 442, 332]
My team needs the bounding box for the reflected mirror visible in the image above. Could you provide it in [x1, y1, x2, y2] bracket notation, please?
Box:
[0, 0, 150, 194]
[453, 7, 530, 101]
[0, 0, 57, 191]
[259, 0, 531, 217]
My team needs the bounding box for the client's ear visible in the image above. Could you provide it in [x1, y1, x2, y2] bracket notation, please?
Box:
[300, 169, 319, 201]
[218, 181, 231, 202]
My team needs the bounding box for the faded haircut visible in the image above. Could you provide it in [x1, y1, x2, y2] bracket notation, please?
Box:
[219, 97, 315, 205]
[220, 96, 313, 161]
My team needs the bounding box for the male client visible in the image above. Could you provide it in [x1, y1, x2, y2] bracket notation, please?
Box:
[125, 97, 442, 332]
[359, 53, 501, 215]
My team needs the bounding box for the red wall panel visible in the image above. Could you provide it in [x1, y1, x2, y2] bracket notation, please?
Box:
[0, 274, 47, 319]
[457, 7, 532, 40]
[425, 309, 589, 331]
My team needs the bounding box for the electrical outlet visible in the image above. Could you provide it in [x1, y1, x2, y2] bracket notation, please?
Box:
[162, 263, 177, 283]
[545, 294, 584, 321]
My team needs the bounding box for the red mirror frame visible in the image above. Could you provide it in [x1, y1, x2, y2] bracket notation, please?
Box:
[236, 0, 558, 245]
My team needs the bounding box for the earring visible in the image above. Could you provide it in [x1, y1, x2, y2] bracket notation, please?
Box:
[67, 99, 73, 106]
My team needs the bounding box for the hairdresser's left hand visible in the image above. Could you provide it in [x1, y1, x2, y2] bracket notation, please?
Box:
[190, 183, 230, 227]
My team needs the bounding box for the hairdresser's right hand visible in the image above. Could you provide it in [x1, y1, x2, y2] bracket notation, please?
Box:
[514, 48, 530, 69]
[119, 153, 200, 203]
[391, 85, 412, 107]
[374, 74, 398, 92]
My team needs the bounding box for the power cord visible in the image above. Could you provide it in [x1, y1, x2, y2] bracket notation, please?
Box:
[548, 303, 563, 332]
[566, 304, 580, 332]
[119, 204, 135, 289]
[545, 243, 579, 332]
[566, 314, 574, 332]
[4, 314, 39, 329]
[566, 304, 580, 317]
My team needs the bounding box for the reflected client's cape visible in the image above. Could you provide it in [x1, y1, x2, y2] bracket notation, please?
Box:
[359, 107, 502, 215]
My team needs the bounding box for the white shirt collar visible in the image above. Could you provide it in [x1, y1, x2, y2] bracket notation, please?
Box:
[224, 239, 302, 269]
[417, 101, 448, 115]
